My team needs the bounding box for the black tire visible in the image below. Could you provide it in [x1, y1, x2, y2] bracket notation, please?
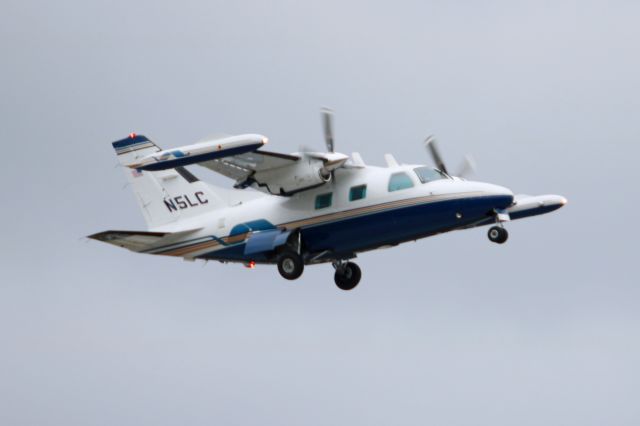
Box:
[488, 226, 508, 244]
[334, 262, 361, 291]
[277, 250, 304, 280]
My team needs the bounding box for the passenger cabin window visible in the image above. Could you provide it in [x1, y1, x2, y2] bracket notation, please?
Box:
[388, 172, 414, 192]
[349, 185, 367, 201]
[413, 166, 448, 183]
[315, 192, 333, 209]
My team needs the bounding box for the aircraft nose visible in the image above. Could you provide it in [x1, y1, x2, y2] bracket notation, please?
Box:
[490, 183, 513, 201]
[470, 182, 514, 208]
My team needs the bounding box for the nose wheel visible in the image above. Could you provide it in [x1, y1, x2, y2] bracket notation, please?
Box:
[333, 261, 361, 291]
[488, 226, 508, 244]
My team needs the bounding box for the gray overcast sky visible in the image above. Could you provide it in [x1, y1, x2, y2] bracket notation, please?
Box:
[1, 0, 639, 425]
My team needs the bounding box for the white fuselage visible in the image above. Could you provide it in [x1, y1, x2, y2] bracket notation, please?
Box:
[145, 163, 514, 262]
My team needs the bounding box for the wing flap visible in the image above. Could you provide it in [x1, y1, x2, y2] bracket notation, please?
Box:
[199, 150, 303, 191]
[244, 229, 292, 255]
[200, 150, 300, 176]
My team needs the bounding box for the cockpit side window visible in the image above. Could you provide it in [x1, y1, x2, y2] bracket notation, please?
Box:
[413, 166, 448, 183]
[388, 172, 414, 192]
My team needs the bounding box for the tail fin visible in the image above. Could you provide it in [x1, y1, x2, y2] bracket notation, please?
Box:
[112, 134, 226, 229]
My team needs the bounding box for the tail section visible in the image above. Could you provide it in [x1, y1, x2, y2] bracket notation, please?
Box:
[113, 134, 226, 229]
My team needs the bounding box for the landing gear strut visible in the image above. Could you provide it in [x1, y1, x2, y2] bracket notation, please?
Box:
[277, 250, 304, 280]
[488, 226, 508, 244]
[333, 261, 361, 291]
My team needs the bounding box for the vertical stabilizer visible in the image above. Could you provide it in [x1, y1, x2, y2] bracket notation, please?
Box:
[112, 134, 226, 229]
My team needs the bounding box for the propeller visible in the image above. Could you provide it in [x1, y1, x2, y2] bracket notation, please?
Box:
[424, 135, 448, 175]
[316, 107, 335, 181]
[297, 108, 348, 183]
[321, 107, 335, 153]
[456, 154, 476, 179]
[424, 135, 476, 178]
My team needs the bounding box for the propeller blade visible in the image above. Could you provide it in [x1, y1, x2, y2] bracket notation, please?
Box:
[424, 135, 448, 175]
[298, 144, 314, 154]
[321, 107, 334, 153]
[455, 154, 477, 179]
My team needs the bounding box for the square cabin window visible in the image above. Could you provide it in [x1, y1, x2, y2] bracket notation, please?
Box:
[388, 172, 414, 192]
[349, 184, 367, 201]
[315, 192, 333, 209]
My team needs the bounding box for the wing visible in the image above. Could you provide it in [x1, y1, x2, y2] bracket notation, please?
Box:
[200, 150, 349, 196]
[200, 150, 300, 183]
[127, 134, 268, 171]
[123, 133, 349, 196]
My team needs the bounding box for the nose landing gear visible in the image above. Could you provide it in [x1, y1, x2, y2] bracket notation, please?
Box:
[488, 226, 508, 244]
[333, 261, 361, 290]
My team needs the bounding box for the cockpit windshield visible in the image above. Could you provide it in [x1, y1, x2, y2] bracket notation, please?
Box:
[413, 166, 449, 183]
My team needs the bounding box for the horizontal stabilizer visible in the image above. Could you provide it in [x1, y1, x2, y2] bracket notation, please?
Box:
[88, 228, 202, 252]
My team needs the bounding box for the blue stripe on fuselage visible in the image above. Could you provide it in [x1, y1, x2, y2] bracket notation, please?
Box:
[200, 194, 513, 262]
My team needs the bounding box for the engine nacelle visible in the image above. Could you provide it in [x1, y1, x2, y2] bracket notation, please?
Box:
[249, 153, 347, 195]
[318, 167, 332, 182]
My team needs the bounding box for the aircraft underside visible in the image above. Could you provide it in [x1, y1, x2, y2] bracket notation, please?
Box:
[189, 191, 564, 289]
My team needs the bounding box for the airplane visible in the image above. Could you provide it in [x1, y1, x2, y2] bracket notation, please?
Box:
[89, 110, 567, 290]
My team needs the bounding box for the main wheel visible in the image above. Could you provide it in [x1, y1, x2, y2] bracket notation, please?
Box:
[277, 250, 304, 280]
[334, 262, 361, 291]
[488, 226, 508, 244]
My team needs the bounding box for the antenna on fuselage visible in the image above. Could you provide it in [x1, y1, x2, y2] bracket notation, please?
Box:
[384, 153, 399, 167]
[350, 152, 366, 167]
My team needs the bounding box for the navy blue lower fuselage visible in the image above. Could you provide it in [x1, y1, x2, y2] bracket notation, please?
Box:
[199, 194, 514, 263]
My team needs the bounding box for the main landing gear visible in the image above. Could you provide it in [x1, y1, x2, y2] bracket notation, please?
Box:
[488, 226, 508, 244]
[333, 261, 361, 291]
[275, 232, 362, 290]
[276, 253, 362, 290]
[277, 250, 304, 280]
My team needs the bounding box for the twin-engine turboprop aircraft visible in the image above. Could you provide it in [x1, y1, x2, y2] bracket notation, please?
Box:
[90, 110, 567, 290]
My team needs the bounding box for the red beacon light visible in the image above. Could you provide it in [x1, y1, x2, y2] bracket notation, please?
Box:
[245, 260, 256, 269]
[129, 132, 137, 139]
